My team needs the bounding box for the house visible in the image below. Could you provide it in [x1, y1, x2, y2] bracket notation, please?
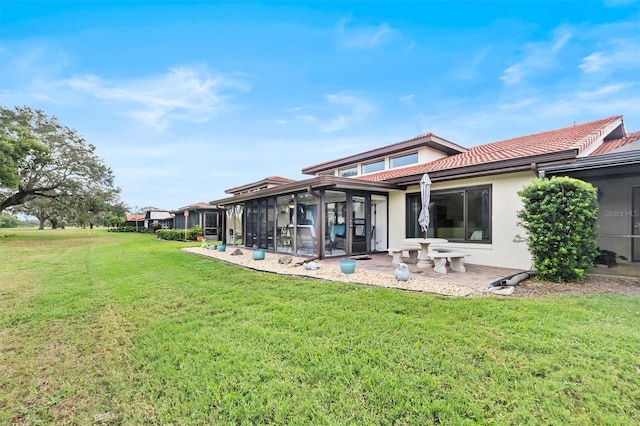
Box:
[124, 213, 145, 229]
[209, 116, 639, 270]
[171, 202, 225, 241]
[144, 209, 174, 231]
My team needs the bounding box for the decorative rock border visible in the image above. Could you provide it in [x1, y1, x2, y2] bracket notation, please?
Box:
[183, 247, 478, 297]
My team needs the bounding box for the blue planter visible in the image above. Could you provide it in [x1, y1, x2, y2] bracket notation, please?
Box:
[339, 259, 356, 274]
[253, 249, 265, 260]
[217, 244, 226, 252]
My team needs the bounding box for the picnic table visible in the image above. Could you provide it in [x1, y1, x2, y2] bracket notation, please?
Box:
[403, 238, 449, 268]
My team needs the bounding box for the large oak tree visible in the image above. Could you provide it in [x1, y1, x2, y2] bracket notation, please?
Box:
[0, 106, 119, 214]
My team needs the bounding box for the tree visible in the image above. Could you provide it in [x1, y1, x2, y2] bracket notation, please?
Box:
[19, 185, 123, 229]
[517, 176, 599, 282]
[0, 213, 19, 228]
[0, 106, 119, 213]
[17, 197, 64, 229]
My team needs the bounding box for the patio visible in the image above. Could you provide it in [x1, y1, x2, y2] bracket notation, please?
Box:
[184, 247, 527, 297]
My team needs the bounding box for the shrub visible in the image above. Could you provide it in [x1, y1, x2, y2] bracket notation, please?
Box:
[155, 229, 199, 241]
[191, 225, 203, 236]
[517, 176, 599, 282]
[108, 226, 151, 233]
[0, 213, 19, 228]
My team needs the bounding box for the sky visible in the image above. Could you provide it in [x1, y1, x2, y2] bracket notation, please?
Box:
[1, 0, 639, 212]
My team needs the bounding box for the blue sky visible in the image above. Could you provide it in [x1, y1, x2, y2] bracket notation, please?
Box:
[1, 0, 639, 211]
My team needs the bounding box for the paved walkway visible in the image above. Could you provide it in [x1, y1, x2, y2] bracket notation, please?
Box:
[321, 252, 527, 294]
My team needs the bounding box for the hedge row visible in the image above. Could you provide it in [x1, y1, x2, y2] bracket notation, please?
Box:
[108, 226, 152, 233]
[156, 229, 200, 241]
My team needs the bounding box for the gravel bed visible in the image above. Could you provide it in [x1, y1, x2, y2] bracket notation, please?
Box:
[183, 247, 476, 297]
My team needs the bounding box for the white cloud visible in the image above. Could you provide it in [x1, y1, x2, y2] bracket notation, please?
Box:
[337, 19, 398, 49]
[290, 92, 375, 133]
[320, 93, 375, 132]
[399, 94, 416, 107]
[456, 46, 492, 80]
[501, 26, 572, 85]
[579, 37, 640, 73]
[64, 66, 249, 131]
[419, 82, 638, 147]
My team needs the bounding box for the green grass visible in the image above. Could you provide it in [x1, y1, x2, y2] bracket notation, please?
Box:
[1, 228, 639, 425]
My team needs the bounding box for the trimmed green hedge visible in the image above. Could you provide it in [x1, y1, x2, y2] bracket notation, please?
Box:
[517, 176, 599, 282]
[156, 229, 200, 241]
[108, 226, 152, 233]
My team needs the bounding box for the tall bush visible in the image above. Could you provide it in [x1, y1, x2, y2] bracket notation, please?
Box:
[517, 176, 599, 282]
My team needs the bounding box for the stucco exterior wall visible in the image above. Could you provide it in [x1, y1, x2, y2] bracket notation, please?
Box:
[417, 146, 449, 164]
[387, 171, 536, 270]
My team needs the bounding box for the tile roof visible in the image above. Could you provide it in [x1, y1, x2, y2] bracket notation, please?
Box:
[360, 116, 623, 182]
[126, 214, 145, 221]
[590, 130, 640, 156]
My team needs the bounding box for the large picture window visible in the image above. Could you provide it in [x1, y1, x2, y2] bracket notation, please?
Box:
[406, 185, 491, 242]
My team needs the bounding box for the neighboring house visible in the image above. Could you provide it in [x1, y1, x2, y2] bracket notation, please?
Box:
[210, 116, 639, 270]
[172, 202, 225, 241]
[144, 209, 174, 230]
[125, 214, 145, 228]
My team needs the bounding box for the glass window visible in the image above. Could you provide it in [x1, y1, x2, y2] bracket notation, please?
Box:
[390, 152, 418, 168]
[406, 185, 491, 242]
[362, 160, 385, 174]
[338, 166, 358, 177]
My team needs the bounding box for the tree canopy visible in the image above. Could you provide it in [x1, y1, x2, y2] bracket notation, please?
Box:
[0, 106, 120, 214]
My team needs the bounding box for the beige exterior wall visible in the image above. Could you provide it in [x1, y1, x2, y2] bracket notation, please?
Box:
[387, 171, 536, 270]
[417, 146, 449, 164]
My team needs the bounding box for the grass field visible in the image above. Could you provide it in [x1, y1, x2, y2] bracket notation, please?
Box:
[1, 228, 638, 425]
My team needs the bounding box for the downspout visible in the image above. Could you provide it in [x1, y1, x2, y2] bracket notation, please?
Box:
[307, 186, 323, 259]
[531, 162, 545, 178]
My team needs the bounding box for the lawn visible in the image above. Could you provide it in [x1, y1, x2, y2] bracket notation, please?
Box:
[1, 228, 638, 425]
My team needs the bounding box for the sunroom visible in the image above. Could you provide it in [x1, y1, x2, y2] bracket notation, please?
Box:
[210, 176, 398, 259]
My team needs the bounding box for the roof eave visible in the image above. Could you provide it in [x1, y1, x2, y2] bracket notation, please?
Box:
[300, 133, 467, 175]
[210, 176, 400, 206]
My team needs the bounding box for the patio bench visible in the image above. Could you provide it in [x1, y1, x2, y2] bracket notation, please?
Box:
[388, 247, 420, 265]
[429, 251, 471, 274]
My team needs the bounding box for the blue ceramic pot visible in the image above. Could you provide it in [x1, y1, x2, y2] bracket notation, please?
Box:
[339, 259, 356, 274]
[253, 249, 265, 260]
[217, 244, 226, 252]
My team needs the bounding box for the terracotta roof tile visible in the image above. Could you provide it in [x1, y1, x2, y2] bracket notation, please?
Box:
[590, 130, 640, 156]
[360, 116, 622, 182]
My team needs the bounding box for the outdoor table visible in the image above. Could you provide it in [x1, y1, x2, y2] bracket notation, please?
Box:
[403, 238, 449, 269]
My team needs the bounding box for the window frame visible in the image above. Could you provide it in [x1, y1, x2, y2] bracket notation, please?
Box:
[362, 159, 385, 174]
[390, 152, 418, 168]
[405, 184, 492, 243]
[338, 166, 358, 177]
